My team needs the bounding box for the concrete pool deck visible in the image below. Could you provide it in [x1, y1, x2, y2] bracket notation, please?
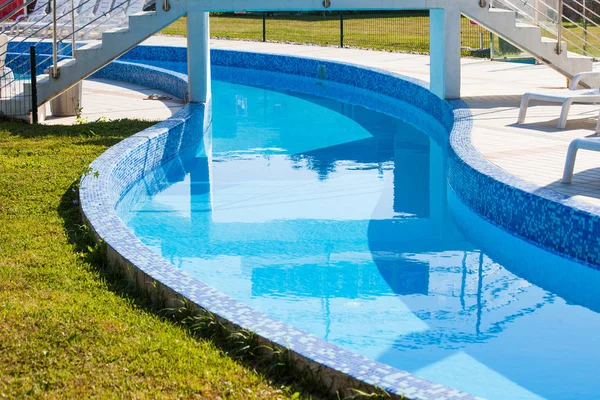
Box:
[43, 79, 184, 125]
[59, 36, 600, 207]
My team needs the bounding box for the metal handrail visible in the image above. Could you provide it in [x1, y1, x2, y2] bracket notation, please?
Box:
[492, 0, 600, 57]
[0, 0, 99, 80]
[0, 0, 154, 102]
[560, 3, 600, 53]
[556, 0, 563, 54]
[0, 0, 39, 25]
[563, 1, 600, 28]
[0, 0, 131, 95]
[52, 0, 57, 77]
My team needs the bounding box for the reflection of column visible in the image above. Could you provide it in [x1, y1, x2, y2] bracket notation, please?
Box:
[393, 124, 430, 217]
[184, 125, 213, 233]
[476, 251, 484, 335]
[429, 139, 446, 222]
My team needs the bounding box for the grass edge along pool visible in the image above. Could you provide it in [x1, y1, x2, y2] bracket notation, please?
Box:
[82, 48, 600, 398]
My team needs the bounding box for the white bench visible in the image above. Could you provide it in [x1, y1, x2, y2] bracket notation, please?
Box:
[562, 137, 600, 183]
[518, 72, 600, 130]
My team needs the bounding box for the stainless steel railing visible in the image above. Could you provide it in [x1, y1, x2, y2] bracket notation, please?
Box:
[489, 0, 600, 58]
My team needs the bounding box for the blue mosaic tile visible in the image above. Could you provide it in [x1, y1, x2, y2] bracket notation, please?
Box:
[79, 42, 600, 400]
[447, 100, 600, 268]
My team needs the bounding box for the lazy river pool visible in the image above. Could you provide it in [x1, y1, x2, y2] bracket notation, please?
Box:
[113, 61, 600, 400]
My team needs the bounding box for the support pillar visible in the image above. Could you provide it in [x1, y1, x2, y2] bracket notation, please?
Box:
[430, 7, 461, 99]
[187, 9, 211, 103]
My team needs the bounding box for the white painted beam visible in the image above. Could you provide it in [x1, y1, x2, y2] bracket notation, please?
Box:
[197, 0, 449, 12]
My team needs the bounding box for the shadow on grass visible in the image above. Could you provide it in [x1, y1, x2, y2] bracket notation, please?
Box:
[57, 180, 352, 400]
[0, 118, 153, 139]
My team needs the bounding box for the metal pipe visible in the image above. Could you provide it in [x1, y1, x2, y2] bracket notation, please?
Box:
[262, 12, 266, 42]
[30, 45, 38, 124]
[556, 0, 563, 54]
[0, 0, 38, 25]
[70, 0, 76, 57]
[52, 0, 58, 78]
[340, 10, 344, 48]
[584, 0, 588, 55]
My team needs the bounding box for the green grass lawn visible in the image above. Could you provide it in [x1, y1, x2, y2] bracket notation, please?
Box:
[161, 13, 600, 58]
[161, 13, 492, 54]
[0, 119, 306, 398]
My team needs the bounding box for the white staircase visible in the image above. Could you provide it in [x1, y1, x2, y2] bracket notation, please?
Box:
[35, 5, 186, 107]
[461, 0, 593, 80]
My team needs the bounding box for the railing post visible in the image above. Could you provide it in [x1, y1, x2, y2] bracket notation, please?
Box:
[70, 0, 76, 58]
[556, 0, 563, 54]
[340, 11, 344, 48]
[583, 0, 588, 55]
[262, 12, 266, 42]
[30, 46, 38, 124]
[52, 0, 58, 78]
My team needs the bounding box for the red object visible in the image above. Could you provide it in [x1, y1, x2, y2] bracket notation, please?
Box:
[0, 0, 25, 20]
[469, 19, 478, 25]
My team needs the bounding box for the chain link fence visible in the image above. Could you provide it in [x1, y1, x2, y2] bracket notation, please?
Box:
[206, 11, 491, 56]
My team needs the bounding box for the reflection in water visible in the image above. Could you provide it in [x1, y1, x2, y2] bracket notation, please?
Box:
[118, 80, 600, 400]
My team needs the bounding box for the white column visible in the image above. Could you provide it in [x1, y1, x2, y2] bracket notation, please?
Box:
[187, 8, 211, 103]
[430, 6, 461, 99]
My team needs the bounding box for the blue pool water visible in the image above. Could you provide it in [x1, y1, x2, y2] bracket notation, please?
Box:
[117, 75, 600, 400]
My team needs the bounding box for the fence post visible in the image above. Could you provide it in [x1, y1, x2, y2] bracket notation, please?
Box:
[262, 12, 266, 42]
[340, 11, 344, 48]
[30, 45, 38, 124]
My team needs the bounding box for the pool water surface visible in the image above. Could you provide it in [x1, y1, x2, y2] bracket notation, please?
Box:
[116, 76, 600, 400]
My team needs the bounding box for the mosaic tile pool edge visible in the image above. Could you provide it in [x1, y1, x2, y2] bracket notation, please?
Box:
[79, 51, 480, 400]
[112, 45, 600, 267]
[447, 101, 600, 268]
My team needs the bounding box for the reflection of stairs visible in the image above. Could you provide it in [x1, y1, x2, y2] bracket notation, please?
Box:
[461, 1, 593, 80]
[35, 5, 185, 107]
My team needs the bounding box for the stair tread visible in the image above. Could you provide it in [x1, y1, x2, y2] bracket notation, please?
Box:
[567, 51, 593, 59]
[515, 22, 538, 29]
[130, 11, 155, 17]
[57, 58, 77, 68]
[541, 37, 558, 43]
[488, 8, 516, 14]
[77, 42, 103, 51]
[103, 27, 129, 34]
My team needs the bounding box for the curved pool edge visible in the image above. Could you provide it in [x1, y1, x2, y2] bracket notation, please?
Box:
[79, 45, 600, 400]
[447, 100, 600, 268]
[79, 52, 480, 400]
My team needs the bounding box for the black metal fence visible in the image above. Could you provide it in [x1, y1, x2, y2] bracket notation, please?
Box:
[0, 41, 72, 122]
[209, 11, 492, 56]
[0, 44, 41, 122]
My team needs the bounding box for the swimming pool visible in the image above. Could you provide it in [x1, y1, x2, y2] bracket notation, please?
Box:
[113, 69, 600, 400]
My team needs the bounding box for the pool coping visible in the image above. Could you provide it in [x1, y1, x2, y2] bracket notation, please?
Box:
[78, 44, 600, 400]
[79, 48, 482, 400]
